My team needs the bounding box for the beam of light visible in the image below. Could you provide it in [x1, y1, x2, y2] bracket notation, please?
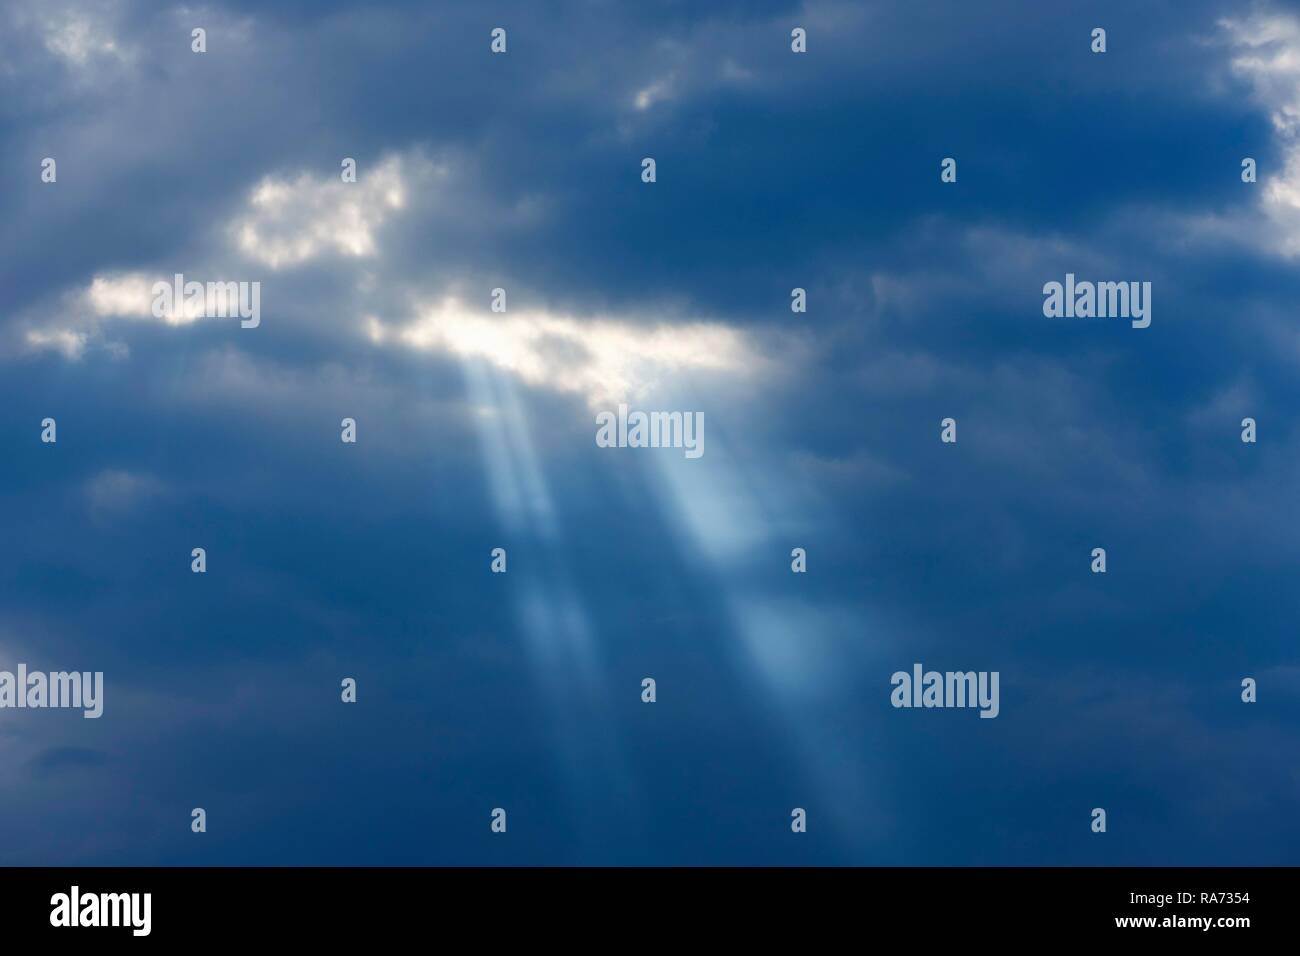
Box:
[382, 298, 866, 855]
[457, 355, 645, 853]
[646, 413, 888, 855]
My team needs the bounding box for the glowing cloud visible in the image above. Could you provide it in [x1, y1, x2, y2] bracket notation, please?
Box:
[368, 297, 760, 406]
[1222, 13, 1300, 255]
[230, 157, 418, 269]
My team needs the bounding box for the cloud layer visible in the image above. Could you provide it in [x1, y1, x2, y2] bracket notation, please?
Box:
[0, 0, 1297, 865]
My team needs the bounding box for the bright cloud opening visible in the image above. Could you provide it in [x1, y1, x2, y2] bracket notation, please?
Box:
[230, 157, 419, 269]
[367, 297, 759, 407]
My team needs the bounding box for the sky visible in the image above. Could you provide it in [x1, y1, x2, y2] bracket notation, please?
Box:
[1, 0, 1299, 866]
